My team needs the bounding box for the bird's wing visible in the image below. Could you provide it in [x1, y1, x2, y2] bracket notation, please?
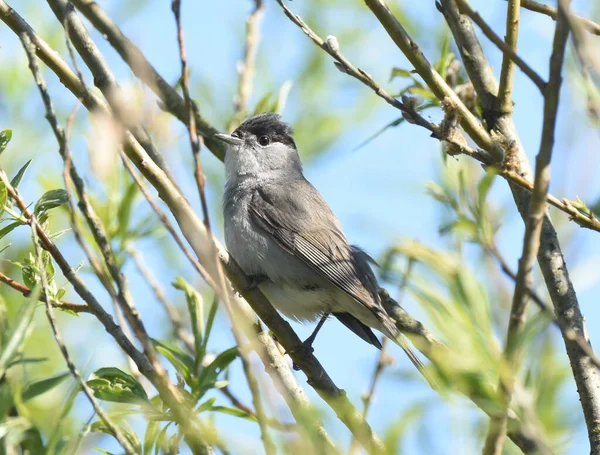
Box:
[248, 180, 384, 317]
[249, 181, 431, 380]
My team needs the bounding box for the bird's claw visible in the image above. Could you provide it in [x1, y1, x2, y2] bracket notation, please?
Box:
[286, 340, 315, 371]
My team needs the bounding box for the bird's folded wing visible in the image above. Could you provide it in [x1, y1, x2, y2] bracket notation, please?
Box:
[248, 181, 378, 310]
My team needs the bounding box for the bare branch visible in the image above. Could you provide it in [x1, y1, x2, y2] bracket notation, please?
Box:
[233, 0, 265, 115]
[455, 0, 546, 93]
[519, 0, 600, 36]
[0, 270, 90, 314]
[69, 0, 226, 159]
[498, 0, 521, 111]
[362, 0, 497, 155]
[484, 2, 573, 452]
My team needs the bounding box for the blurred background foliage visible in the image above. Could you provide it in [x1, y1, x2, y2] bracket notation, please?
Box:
[0, 0, 599, 454]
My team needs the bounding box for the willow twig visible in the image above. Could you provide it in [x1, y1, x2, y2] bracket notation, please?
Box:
[0, 270, 90, 313]
[484, 1, 572, 453]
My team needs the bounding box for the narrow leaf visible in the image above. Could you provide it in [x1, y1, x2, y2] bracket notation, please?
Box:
[10, 160, 32, 189]
[210, 405, 258, 422]
[0, 299, 36, 377]
[22, 371, 71, 401]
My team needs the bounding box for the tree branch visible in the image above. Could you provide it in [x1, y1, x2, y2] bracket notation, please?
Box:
[519, 0, 600, 36]
[233, 0, 264, 115]
[69, 0, 226, 159]
[497, 0, 521, 112]
[455, 0, 546, 93]
[0, 270, 91, 314]
[483, 1, 572, 452]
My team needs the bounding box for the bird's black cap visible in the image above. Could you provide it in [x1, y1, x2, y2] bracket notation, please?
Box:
[233, 113, 296, 149]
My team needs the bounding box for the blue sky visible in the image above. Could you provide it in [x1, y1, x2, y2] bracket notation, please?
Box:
[1, 0, 599, 454]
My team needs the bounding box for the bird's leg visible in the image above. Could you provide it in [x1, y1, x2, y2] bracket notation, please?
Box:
[242, 274, 269, 291]
[290, 313, 329, 371]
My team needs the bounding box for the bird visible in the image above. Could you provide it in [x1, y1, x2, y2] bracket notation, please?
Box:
[214, 113, 424, 373]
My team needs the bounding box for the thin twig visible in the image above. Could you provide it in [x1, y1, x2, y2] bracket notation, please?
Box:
[497, 0, 521, 112]
[118, 152, 218, 291]
[127, 245, 194, 350]
[519, 0, 600, 36]
[358, 0, 497, 155]
[233, 0, 264, 115]
[30, 225, 137, 454]
[0, 270, 90, 313]
[70, 0, 226, 159]
[455, 0, 546, 93]
[485, 244, 600, 368]
[171, 2, 275, 453]
[483, 2, 572, 453]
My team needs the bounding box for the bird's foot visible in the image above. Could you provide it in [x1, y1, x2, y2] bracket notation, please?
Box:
[287, 338, 315, 371]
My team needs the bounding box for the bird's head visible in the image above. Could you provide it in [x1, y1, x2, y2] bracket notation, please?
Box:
[215, 113, 303, 180]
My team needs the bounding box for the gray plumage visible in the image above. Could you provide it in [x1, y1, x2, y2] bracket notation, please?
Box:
[216, 113, 424, 371]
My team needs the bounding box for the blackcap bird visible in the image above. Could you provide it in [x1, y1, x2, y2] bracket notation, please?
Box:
[215, 113, 423, 372]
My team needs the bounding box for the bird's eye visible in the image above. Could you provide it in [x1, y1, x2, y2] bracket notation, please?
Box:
[258, 136, 270, 146]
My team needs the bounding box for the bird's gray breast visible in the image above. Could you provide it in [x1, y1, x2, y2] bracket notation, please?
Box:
[223, 183, 317, 284]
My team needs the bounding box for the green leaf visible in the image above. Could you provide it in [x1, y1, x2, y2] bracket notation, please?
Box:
[46, 381, 82, 454]
[154, 422, 172, 455]
[173, 277, 204, 368]
[196, 347, 238, 398]
[253, 92, 274, 115]
[6, 356, 47, 368]
[196, 396, 216, 413]
[116, 181, 138, 238]
[0, 129, 12, 154]
[354, 117, 405, 151]
[22, 371, 71, 401]
[143, 420, 160, 455]
[477, 170, 496, 209]
[10, 160, 32, 189]
[210, 405, 258, 422]
[34, 189, 68, 215]
[0, 299, 36, 377]
[0, 221, 22, 240]
[0, 179, 7, 219]
[200, 297, 219, 357]
[152, 339, 194, 387]
[390, 68, 413, 81]
[87, 367, 149, 404]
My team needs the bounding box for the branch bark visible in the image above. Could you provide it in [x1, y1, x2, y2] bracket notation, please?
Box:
[484, 1, 572, 452]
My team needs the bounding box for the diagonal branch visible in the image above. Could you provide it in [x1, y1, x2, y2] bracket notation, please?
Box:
[519, 0, 600, 36]
[0, 270, 91, 314]
[69, 0, 226, 159]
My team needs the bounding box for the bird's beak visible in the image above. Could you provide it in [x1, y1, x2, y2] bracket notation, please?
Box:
[214, 133, 243, 146]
